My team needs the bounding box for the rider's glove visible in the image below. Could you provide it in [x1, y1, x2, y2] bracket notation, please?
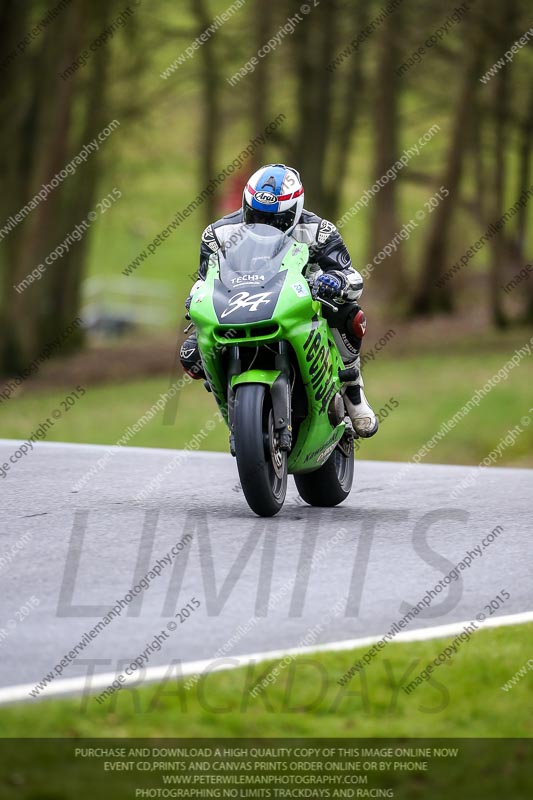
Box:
[315, 272, 346, 300]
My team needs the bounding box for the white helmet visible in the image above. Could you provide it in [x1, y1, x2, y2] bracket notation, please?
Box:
[242, 164, 304, 234]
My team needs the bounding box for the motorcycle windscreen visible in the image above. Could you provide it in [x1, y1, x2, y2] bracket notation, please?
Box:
[218, 223, 293, 289]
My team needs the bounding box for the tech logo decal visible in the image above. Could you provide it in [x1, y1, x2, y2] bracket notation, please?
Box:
[231, 274, 265, 285]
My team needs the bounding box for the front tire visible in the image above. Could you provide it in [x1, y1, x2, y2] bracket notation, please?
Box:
[234, 384, 287, 517]
[294, 439, 354, 507]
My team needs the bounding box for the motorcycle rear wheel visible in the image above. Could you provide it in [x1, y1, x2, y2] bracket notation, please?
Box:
[294, 439, 354, 507]
[234, 384, 287, 517]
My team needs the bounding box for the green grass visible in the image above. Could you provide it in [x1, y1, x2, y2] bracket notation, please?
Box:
[360, 347, 533, 468]
[2, 347, 532, 467]
[0, 623, 531, 739]
[0, 625, 530, 797]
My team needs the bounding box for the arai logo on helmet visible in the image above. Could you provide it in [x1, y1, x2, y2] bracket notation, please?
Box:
[255, 191, 277, 205]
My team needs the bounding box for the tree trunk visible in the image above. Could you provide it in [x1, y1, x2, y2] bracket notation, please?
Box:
[489, 0, 520, 328]
[191, 0, 220, 225]
[369, 2, 406, 302]
[326, 0, 369, 220]
[489, 50, 510, 328]
[517, 87, 533, 324]
[0, 0, 126, 374]
[290, 0, 336, 214]
[250, 0, 274, 168]
[50, 0, 118, 343]
[410, 14, 483, 315]
[0, 0, 83, 371]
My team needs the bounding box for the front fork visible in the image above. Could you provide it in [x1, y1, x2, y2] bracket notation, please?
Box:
[272, 342, 292, 451]
[227, 346, 241, 455]
[227, 342, 292, 456]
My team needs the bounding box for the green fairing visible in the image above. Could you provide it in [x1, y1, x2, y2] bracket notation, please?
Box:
[231, 370, 281, 389]
[189, 233, 348, 474]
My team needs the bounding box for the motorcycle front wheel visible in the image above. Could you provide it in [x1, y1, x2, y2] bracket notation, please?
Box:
[234, 383, 287, 517]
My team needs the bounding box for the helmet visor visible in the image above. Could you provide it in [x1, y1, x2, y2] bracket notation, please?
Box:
[243, 204, 297, 233]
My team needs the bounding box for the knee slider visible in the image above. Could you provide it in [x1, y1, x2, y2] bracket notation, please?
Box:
[351, 309, 367, 339]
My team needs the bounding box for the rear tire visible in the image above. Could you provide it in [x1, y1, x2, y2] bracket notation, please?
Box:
[234, 384, 287, 517]
[294, 440, 354, 507]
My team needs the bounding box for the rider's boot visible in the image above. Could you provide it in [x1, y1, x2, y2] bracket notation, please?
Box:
[342, 357, 379, 438]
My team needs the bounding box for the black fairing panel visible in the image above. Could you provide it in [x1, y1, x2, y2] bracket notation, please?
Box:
[212, 271, 287, 324]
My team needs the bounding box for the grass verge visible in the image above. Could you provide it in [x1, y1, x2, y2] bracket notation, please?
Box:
[0, 625, 530, 798]
[0, 623, 531, 738]
[1, 348, 532, 467]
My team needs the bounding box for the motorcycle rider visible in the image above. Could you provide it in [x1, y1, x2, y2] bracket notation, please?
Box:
[180, 164, 378, 438]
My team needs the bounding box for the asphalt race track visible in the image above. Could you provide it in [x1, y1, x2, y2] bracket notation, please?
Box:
[0, 440, 531, 701]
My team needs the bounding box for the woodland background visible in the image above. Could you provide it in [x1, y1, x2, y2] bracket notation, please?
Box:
[0, 0, 532, 466]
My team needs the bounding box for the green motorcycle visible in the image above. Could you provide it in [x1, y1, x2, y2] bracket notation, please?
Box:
[189, 223, 357, 517]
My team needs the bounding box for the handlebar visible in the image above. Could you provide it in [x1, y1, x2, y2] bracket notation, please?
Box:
[308, 276, 343, 312]
[310, 286, 340, 312]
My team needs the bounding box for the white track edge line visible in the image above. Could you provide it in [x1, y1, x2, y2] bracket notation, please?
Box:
[1, 610, 532, 706]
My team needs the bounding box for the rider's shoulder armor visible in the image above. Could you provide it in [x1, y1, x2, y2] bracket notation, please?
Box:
[199, 210, 244, 278]
[293, 209, 363, 299]
[201, 224, 220, 254]
[292, 210, 338, 247]
[211, 209, 244, 240]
